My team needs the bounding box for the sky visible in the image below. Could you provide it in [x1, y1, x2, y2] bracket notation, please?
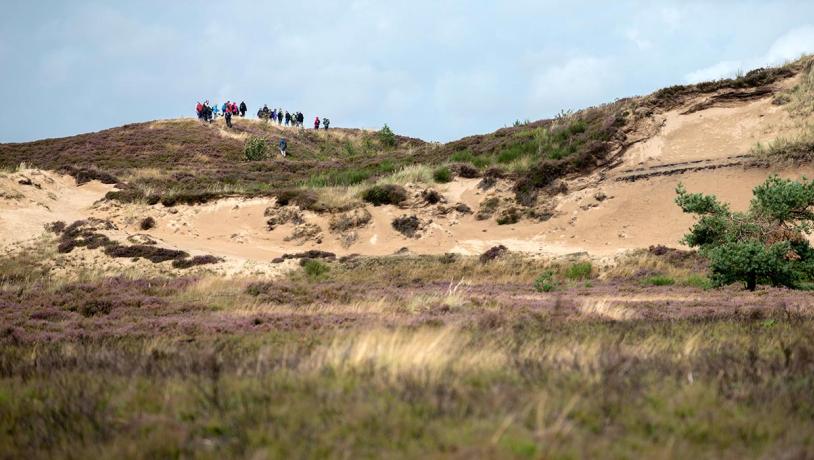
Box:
[1, 1, 814, 143]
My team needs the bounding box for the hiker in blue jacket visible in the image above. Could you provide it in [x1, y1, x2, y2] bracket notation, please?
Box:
[279, 138, 287, 157]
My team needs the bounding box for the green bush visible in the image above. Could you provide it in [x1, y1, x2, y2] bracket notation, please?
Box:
[378, 124, 397, 148]
[643, 275, 675, 286]
[676, 176, 814, 290]
[433, 166, 452, 183]
[362, 184, 408, 206]
[565, 261, 593, 280]
[244, 136, 269, 161]
[682, 274, 713, 289]
[303, 259, 330, 279]
[533, 271, 558, 292]
[472, 156, 493, 169]
[450, 150, 475, 163]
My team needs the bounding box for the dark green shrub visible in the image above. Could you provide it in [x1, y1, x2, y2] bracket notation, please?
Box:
[303, 259, 330, 279]
[378, 124, 396, 148]
[565, 261, 592, 280]
[533, 271, 558, 292]
[433, 166, 452, 183]
[643, 275, 675, 286]
[244, 136, 269, 161]
[450, 150, 475, 163]
[362, 184, 407, 206]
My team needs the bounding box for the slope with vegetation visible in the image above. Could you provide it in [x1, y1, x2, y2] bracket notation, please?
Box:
[4, 57, 814, 459]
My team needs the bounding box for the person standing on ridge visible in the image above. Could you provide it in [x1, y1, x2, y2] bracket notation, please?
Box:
[277, 109, 284, 125]
[239, 101, 247, 117]
[279, 138, 287, 157]
[212, 103, 219, 119]
[314, 116, 320, 130]
[297, 112, 304, 128]
[195, 102, 203, 120]
[225, 107, 233, 128]
[285, 111, 291, 126]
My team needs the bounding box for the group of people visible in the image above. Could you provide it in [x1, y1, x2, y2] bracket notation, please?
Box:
[256, 105, 330, 130]
[196, 100, 330, 131]
[257, 106, 305, 127]
[195, 100, 248, 128]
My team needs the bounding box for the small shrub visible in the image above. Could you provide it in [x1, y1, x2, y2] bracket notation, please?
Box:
[378, 124, 397, 148]
[682, 274, 713, 289]
[45, 221, 66, 234]
[433, 166, 452, 183]
[302, 259, 330, 279]
[139, 217, 156, 230]
[421, 189, 443, 205]
[565, 261, 592, 280]
[172, 255, 222, 269]
[275, 189, 322, 211]
[476, 197, 500, 221]
[392, 215, 421, 238]
[642, 275, 675, 286]
[362, 184, 407, 206]
[533, 271, 558, 292]
[451, 163, 480, 178]
[244, 136, 270, 161]
[329, 208, 372, 233]
[450, 150, 475, 163]
[479, 245, 508, 263]
[496, 208, 521, 225]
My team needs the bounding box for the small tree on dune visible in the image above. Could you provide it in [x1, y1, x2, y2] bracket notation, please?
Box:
[378, 124, 396, 148]
[676, 175, 814, 290]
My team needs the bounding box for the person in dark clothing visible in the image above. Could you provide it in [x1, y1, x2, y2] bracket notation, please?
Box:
[225, 109, 233, 128]
[323, 118, 330, 130]
[277, 110, 284, 125]
[297, 112, 304, 127]
[285, 111, 291, 126]
[239, 101, 247, 117]
[279, 138, 287, 157]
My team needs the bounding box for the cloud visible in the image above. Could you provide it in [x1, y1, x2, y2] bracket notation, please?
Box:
[685, 25, 814, 83]
[625, 28, 653, 51]
[531, 57, 616, 111]
[685, 60, 743, 84]
[765, 25, 814, 63]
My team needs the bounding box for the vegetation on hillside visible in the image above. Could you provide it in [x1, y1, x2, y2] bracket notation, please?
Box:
[1, 57, 810, 210]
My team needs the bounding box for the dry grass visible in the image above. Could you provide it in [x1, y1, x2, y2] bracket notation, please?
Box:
[376, 164, 434, 186]
[307, 327, 508, 381]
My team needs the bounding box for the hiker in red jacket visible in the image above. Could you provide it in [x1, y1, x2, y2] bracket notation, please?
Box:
[314, 116, 320, 130]
[196, 102, 203, 119]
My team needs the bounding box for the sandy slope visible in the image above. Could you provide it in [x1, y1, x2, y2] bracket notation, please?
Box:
[1, 84, 811, 263]
[0, 169, 114, 245]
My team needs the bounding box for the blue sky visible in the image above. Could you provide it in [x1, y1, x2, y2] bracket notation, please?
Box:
[1, 1, 813, 143]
